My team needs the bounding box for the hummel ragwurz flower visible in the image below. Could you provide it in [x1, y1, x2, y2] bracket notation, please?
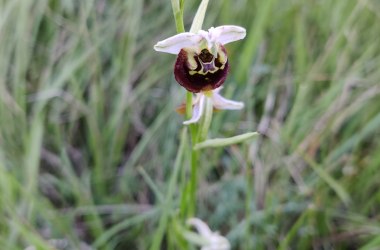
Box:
[154, 25, 246, 124]
[154, 25, 246, 92]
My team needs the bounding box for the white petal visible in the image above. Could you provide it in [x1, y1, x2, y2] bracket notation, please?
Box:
[211, 25, 246, 45]
[207, 27, 222, 42]
[213, 86, 223, 94]
[212, 92, 244, 110]
[183, 95, 205, 125]
[187, 218, 213, 237]
[154, 32, 203, 54]
[192, 93, 202, 105]
[202, 235, 230, 250]
[188, 218, 231, 250]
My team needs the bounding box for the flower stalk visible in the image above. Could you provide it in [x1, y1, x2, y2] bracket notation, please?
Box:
[199, 95, 213, 141]
[186, 0, 208, 217]
[163, 0, 246, 218]
[170, 0, 212, 217]
[168, 0, 198, 218]
[171, 0, 185, 33]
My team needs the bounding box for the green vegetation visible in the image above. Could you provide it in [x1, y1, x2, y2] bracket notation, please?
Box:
[1, 0, 380, 249]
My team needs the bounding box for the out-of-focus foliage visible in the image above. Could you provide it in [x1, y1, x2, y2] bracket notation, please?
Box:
[0, 0, 379, 249]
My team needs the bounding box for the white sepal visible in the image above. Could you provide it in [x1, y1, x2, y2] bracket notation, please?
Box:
[187, 218, 231, 250]
[187, 218, 213, 237]
[154, 32, 203, 54]
[212, 92, 244, 110]
[212, 25, 246, 45]
[183, 87, 244, 125]
[183, 94, 206, 125]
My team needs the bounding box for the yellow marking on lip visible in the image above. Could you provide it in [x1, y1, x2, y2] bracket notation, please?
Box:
[218, 48, 227, 64]
[189, 66, 220, 75]
[185, 51, 198, 70]
[186, 48, 227, 75]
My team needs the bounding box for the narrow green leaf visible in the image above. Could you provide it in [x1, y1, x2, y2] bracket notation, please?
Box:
[138, 167, 164, 203]
[93, 208, 158, 248]
[194, 132, 259, 150]
[302, 153, 351, 205]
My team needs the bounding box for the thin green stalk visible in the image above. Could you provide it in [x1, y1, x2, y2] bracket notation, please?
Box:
[171, 0, 185, 33]
[169, 0, 197, 222]
[170, 0, 211, 219]
[185, 93, 198, 218]
[186, 92, 193, 119]
[198, 96, 213, 141]
[185, 0, 210, 218]
[188, 97, 213, 216]
[188, 149, 198, 217]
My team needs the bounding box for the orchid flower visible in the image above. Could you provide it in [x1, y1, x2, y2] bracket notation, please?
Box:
[154, 25, 246, 124]
[187, 217, 230, 250]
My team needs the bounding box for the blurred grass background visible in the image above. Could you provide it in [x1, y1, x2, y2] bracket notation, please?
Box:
[1, 0, 380, 249]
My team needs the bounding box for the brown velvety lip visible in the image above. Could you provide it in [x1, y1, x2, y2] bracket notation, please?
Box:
[174, 46, 229, 93]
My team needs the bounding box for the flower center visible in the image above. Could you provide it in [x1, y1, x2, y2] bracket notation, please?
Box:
[199, 49, 214, 63]
[188, 47, 227, 76]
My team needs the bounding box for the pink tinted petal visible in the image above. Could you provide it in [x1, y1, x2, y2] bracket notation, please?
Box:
[211, 25, 246, 45]
[213, 86, 223, 94]
[212, 92, 244, 110]
[154, 32, 203, 54]
[183, 95, 206, 125]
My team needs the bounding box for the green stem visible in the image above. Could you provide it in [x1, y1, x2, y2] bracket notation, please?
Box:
[188, 146, 198, 217]
[189, 97, 213, 216]
[186, 92, 198, 217]
[186, 92, 193, 119]
[198, 96, 213, 141]
[170, 0, 197, 219]
[170, 0, 212, 219]
[171, 0, 185, 33]
[186, 0, 210, 217]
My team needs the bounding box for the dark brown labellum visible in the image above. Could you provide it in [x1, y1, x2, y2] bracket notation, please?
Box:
[174, 46, 229, 93]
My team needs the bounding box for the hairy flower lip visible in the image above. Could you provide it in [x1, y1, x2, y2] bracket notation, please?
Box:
[174, 47, 229, 93]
